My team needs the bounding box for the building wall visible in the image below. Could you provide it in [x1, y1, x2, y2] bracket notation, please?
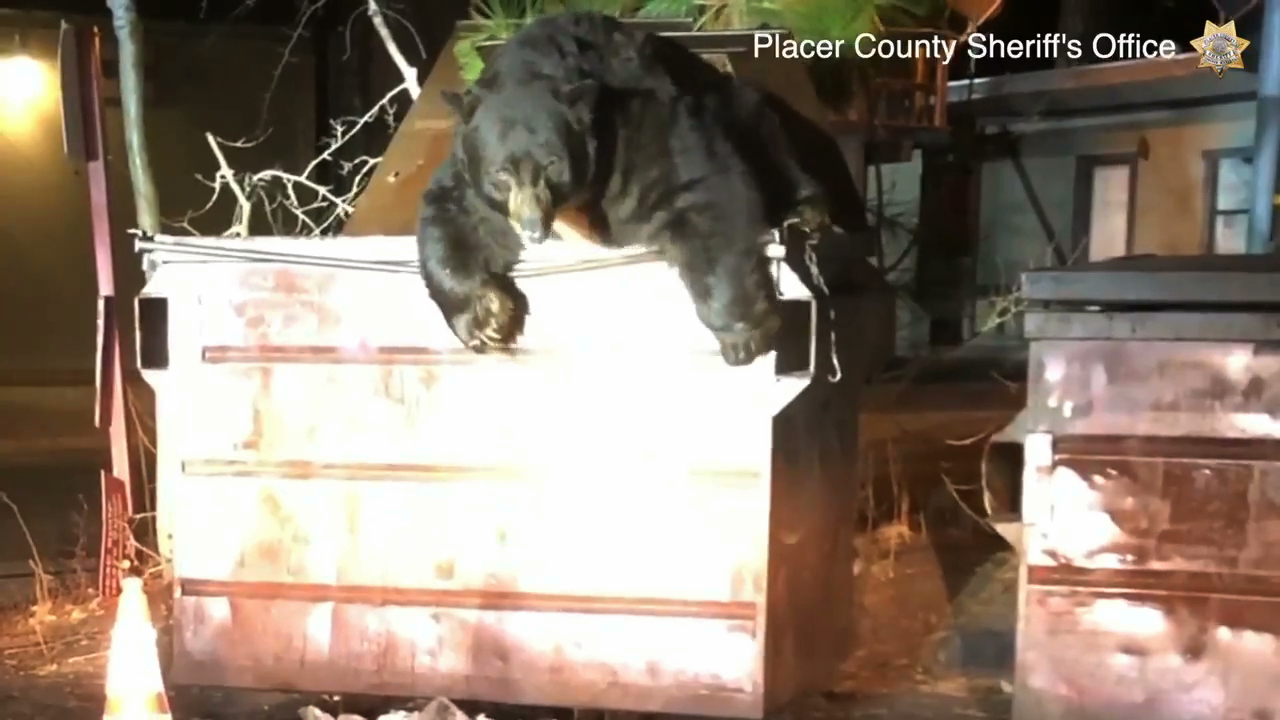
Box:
[872, 100, 1257, 347]
[0, 15, 314, 380]
[865, 154, 927, 355]
[1007, 100, 1255, 262]
[978, 155, 1076, 285]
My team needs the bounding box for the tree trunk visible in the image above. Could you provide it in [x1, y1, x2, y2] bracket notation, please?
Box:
[106, 0, 161, 233]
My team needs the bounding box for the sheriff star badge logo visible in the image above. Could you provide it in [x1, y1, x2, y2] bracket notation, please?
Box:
[1191, 20, 1249, 77]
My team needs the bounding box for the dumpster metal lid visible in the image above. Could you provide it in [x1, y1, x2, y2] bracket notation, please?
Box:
[1022, 255, 1280, 306]
[1024, 309, 1280, 341]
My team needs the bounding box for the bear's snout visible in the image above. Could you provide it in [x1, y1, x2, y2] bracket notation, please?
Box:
[517, 213, 548, 242]
[507, 183, 554, 243]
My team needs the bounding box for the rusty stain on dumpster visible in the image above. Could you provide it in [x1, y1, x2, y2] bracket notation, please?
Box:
[1013, 338, 1280, 720]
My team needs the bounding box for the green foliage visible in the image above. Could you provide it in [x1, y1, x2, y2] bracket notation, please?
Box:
[633, 0, 695, 17]
[454, 0, 549, 83]
[452, 0, 949, 83]
[753, 0, 879, 46]
[548, 0, 648, 13]
[755, 0, 947, 44]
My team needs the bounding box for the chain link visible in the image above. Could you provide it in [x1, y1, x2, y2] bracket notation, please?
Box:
[795, 225, 842, 382]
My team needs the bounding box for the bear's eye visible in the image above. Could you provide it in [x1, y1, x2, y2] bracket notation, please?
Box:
[487, 170, 513, 195]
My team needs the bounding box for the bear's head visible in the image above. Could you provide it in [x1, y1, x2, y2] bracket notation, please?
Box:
[442, 82, 599, 243]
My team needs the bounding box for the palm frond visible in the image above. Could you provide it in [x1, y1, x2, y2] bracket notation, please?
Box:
[764, 0, 879, 43]
[636, 0, 699, 18]
[562, 0, 645, 13]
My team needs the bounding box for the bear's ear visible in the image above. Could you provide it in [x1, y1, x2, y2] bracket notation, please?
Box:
[441, 89, 479, 123]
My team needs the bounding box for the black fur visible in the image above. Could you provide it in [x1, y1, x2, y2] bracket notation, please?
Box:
[638, 30, 863, 233]
[441, 13, 657, 120]
[416, 154, 528, 352]
[581, 85, 782, 365]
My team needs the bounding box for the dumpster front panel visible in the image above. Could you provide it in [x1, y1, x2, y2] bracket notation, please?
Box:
[145, 240, 821, 717]
[1017, 439, 1280, 720]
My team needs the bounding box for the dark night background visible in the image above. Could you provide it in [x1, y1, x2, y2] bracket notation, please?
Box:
[0, 0, 1254, 107]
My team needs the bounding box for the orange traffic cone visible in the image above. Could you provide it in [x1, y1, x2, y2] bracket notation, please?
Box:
[103, 576, 171, 719]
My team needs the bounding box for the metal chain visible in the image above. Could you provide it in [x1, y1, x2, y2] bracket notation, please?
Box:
[797, 226, 842, 383]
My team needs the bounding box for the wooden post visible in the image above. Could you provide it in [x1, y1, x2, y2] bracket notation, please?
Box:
[913, 121, 982, 347]
[59, 23, 134, 599]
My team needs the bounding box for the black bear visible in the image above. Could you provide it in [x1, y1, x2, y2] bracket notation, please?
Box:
[422, 77, 781, 365]
[418, 12, 857, 365]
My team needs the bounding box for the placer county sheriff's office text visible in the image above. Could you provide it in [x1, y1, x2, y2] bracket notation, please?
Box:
[752, 32, 1182, 62]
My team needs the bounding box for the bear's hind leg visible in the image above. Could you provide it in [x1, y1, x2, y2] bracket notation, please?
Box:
[732, 87, 830, 232]
[670, 233, 780, 367]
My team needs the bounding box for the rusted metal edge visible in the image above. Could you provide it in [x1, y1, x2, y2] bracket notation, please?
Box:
[168, 654, 760, 718]
[177, 579, 759, 622]
[1027, 565, 1280, 600]
[139, 236, 676, 278]
[201, 345, 729, 365]
[181, 459, 762, 486]
[1053, 434, 1280, 463]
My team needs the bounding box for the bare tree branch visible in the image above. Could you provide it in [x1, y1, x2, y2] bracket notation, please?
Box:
[166, 5, 423, 237]
[367, 0, 419, 99]
[204, 132, 253, 236]
[257, 0, 328, 135]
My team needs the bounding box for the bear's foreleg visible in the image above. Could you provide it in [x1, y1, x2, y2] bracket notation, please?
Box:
[417, 199, 528, 352]
[670, 237, 781, 367]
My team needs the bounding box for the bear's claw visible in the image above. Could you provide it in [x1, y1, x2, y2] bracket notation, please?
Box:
[714, 314, 781, 367]
[786, 195, 831, 233]
[453, 280, 523, 352]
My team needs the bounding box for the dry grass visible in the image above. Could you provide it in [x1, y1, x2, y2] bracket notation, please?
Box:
[852, 424, 1002, 580]
[0, 480, 173, 680]
[851, 436, 923, 581]
[0, 492, 110, 675]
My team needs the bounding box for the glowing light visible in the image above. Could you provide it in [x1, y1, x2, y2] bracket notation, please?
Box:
[0, 54, 49, 124]
[104, 577, 171, 716]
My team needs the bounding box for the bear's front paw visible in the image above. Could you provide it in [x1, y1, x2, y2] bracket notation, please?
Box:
[714, 314, 780, 367]
[785, 194, 831, 233]
[450, 280, 525, 352]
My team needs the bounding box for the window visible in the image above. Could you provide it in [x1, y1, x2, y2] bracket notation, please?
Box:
[1072, 154, 1138, 262]
[1204, 149, 1252, 254]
